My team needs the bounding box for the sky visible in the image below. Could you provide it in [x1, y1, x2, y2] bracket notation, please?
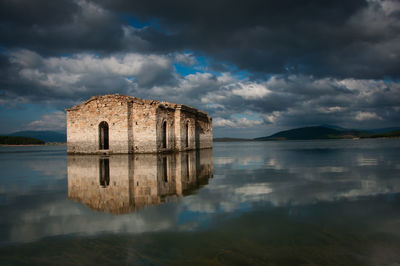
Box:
[0, 0, 399, 138]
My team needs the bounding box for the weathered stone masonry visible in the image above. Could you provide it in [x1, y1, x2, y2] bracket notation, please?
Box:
[66, 94, 212, 154]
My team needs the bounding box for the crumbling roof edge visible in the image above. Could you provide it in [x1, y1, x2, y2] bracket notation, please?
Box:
[66, 94, 145, 111]
[175, 104, 210, 118]
[65, 94, 210, 118]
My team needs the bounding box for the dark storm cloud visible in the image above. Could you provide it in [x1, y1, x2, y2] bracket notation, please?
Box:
[1, 48, 399, 134]
[0, 0, 399, 134]
[0, 0, 177, 55]
[0, 49, 178, 109]
[202, 75, 400, 130]
[1, 0, 399, 78]
[94, 0, 400, 79]
[0, 0, 126, 55]
[0, 0, 79, 26]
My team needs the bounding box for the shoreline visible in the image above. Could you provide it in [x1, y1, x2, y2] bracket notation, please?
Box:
[0, 144, 45, 147]
[0, 143, 66, 147]
[214, 136, 400, 142]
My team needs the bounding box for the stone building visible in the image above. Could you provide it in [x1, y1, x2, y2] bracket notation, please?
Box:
[67, 150, 213, 214]
[66, 94, 212, 154]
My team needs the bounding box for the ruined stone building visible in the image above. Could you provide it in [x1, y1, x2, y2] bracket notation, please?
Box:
[67, 150, 213, 214]
[66, 94, 212, 154]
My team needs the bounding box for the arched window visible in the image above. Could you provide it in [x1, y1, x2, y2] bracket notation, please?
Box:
[99, 121, 109, 150]
[162, 121, 167, 148]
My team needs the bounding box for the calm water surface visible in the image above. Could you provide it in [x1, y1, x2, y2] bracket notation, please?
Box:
[0, 139, 400, 265]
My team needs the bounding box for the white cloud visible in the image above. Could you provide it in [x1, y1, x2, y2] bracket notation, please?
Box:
[236, 117, 264, 127]
[10, 49, 173, 91]
[262, 111, 281, 123]
[213, 118, 236, 127]
[232, 82, 271, 99]
[4, 49, 400, 135]
[46, 53, 171, 76]
[318, 106, 346, 114]
[355, 111, 383, 121]
[214, 117, 263, 128]
[174, 53, 197, 66]
[180, 72, 217, 92]
[25, 111, 66, 131]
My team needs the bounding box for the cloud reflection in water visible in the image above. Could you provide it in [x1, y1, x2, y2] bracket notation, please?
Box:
[1, 139, 400, 245]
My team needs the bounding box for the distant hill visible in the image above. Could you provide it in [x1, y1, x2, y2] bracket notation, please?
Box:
[255, 126, 400, 141]
[318, 124, 350, 131]
[0, 136, 45, 145]
[8, 131, 66, 143]
[320, 125, 400, 134]
[255, 126, 365, 141]
[214, 125, 400, 142]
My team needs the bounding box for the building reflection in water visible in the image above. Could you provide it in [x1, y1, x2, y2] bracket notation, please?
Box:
[67, 149, 213, 214]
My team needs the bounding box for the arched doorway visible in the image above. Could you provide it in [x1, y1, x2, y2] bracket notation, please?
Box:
[162, 121, 167, 148]
[99, 121, 109, 150]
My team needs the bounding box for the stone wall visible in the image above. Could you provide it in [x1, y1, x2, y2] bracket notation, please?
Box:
[177, 107, 197, 151]
[66, 94, 212, 154]
[156, 104, 176, 152]
[174, 106, 213, 151]
[130, 101, 158, 153]
[196, 113, 213, 149]
[67, 95, 131, 154]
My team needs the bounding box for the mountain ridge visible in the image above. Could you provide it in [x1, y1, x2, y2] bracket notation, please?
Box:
[254, 126, 400, 141]
[7, 130, 66, 143]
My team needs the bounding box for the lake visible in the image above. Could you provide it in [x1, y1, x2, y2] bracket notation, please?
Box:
[0, 139, 400, 265]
